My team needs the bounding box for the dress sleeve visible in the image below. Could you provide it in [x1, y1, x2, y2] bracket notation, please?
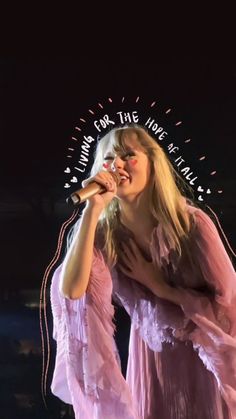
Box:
[50, 248, 137, 419]
[176, 209, 236, 415]
[112, 268, 189, 352]
[113, 209, 236, 415]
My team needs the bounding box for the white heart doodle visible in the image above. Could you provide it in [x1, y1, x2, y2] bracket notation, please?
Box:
[206, 188, 211, 194]
[197, 186, 204, 192]
[64, 167, 71, 173]
[198, 195, 203, 201]
[64, 183, 71, 188]
[71, 176, 78, 183]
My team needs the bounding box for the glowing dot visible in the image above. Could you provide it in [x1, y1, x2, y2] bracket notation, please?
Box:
[210, 171, 217, 175]
[75, 127, 81, 132]
[108, 98, 112, 103]
[150, 101, 156, 107]
[67, 155, 72, 158]
[199, 156, 206, 160]
[80, 118, 86, 123]
[122, 97, 125, 102]
[68, 148, 74, 151]
[98, 103, 103, 109]
[165, 108, 172, 114]
[185, 138, 191, 143]
[88, 109, 95, 115]
[136, 96, 140, 103]
[218, 190, 223, 193]
[72, 137, 78, 141]
[175, 121, 182, 126]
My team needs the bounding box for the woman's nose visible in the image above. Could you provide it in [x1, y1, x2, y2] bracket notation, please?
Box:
[111, 155, 124, 171]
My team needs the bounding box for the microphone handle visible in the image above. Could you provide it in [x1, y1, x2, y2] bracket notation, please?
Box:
[67, 171, 121, 206]
[67, 182, 105, 206]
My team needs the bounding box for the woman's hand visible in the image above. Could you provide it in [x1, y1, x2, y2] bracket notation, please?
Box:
[82, 170, 117, 212]
[118, 238, 181, 304]
[118, 239, 166, 290]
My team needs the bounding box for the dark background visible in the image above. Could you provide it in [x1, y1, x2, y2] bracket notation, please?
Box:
[0, 57, 236, 418]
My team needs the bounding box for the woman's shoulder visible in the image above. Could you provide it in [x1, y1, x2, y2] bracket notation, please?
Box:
[185, 202, 223, 246]
[186, 202, 216, 227]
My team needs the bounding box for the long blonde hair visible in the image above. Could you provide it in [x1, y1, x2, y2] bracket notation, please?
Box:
[86, 125, 194, 267]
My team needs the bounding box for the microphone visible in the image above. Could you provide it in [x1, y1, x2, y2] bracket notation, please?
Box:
[66, 171, 121, 206]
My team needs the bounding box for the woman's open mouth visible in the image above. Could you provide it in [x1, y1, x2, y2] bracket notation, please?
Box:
[119, 175, 130, 184]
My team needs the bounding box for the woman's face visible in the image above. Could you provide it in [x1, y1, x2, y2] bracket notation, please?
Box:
[102, 135, 151, 201]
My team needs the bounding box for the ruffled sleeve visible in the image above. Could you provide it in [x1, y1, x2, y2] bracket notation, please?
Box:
[174, 208, 236, 415]
[112, 267, 189, 352]
[50, 248, 137, 419]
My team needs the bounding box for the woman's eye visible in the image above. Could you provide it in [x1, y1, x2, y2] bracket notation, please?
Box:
[103, 152, 135, 161]
[124, 152, 135, 160]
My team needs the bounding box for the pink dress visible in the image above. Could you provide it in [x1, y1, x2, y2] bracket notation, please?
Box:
[50, 205, 236, 419]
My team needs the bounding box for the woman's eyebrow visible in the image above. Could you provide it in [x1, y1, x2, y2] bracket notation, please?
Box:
[122, 148, 137, 154]
[118, 147, 135, 154]
[104, 152, 114, 157]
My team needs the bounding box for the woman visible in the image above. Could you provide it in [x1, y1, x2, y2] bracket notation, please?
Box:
[50, 126, 236, 419]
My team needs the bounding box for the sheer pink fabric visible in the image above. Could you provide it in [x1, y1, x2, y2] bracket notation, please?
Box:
[50, 250, 137, 419]
[50, 205, 236, 418]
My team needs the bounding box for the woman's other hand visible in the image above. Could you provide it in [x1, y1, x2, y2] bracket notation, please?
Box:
[118, 238, 181, 304]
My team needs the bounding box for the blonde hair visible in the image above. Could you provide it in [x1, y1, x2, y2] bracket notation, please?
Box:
[87, 125, 194, 267]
